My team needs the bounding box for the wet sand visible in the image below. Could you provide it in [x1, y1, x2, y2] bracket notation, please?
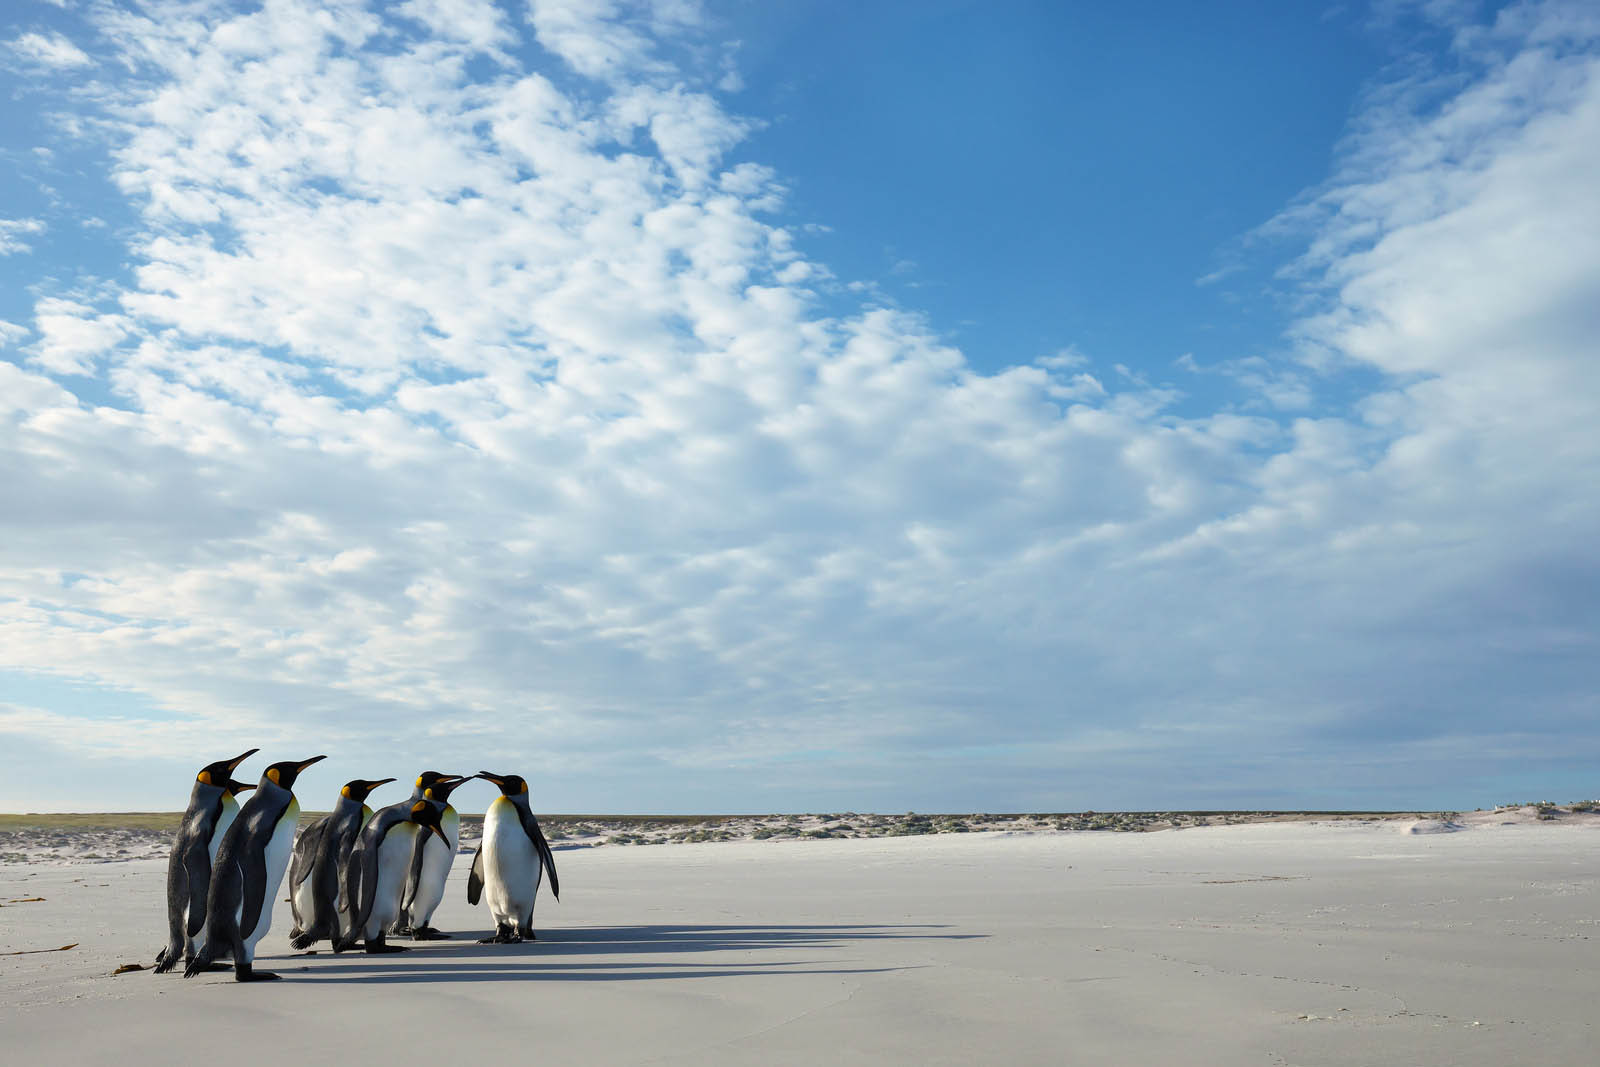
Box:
[3, 819, 1598, 1064]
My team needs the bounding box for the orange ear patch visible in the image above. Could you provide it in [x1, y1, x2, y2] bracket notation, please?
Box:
[341, 785, 352, 799]
[198, 770, 213, 786]
[267, 767, 281, 785]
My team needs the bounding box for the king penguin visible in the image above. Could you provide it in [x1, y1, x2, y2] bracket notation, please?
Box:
[287, 777, 395, 949]
[153, 748, 259, 973]
[467, 771, 559, 943]
[336, 799, 450, 953]
[183, 755, 326, 981]
[394, 772, 471, 939]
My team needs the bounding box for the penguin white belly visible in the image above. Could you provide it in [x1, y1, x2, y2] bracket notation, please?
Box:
[483, 799, 539, 927]
[410, 807, 460, 925]
[366, 824, 418, 938]
[210, 793, 239, 867]
[241, 798, 299, 962]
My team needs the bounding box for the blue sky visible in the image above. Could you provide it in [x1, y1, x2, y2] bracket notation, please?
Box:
[721, 1, 1382, 380]
[1, 0, 1597, 813]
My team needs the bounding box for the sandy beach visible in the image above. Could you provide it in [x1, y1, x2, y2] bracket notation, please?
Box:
[3, 814, 1598, 1065]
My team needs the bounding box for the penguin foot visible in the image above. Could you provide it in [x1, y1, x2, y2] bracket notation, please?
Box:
[290, 932, 317, 950]
[234, 964, 281, 982]
[410, 926, 451, 940]
[390, 923, 413, 937]
[365, 943, 409, 954]
[153, 949, 177, 974]
[478, 923, 519, 944]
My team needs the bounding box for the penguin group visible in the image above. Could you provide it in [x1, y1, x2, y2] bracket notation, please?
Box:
[156, 753, 559, 982]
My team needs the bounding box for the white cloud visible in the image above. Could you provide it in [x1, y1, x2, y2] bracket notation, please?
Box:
[397, 0, 513, 57]
[0, 699, 270, 760]
[0, 0, 1596, 810]
[0, 217, 46, 255]
[28, 298, 127, 375]
[527, 0, 702, 84]
[5, 30, 93, 70]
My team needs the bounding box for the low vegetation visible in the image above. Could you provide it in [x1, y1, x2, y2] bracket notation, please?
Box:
[30, 806, 1595, 862]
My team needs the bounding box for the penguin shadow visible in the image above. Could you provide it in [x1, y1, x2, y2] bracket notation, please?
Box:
[286, 923, 980, 984]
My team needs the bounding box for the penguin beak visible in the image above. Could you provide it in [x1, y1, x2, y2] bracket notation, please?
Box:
[229, 780, 257, 795]
[366, 777, 397, 790]
[226, 748, 260, 772]
[296, 755, 328, 772]
[427, 822, 448, 846]
[476, 771, 505, 786]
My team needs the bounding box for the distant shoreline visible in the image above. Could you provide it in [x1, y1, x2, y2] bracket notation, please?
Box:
[6, 809, 1593, 870]
[6, 806, 1596, 867]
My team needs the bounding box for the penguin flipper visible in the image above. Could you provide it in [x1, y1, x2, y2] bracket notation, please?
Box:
[336, 824, 361, 870]
[237, 834, 271, 940]
[290, 819, 327, 890]
[183, 845, 212, 939]
[351, 840, 381, 935]
[400, 825, 427, 913]
[329, 824, 357, 914]
[339, 848, 362, 932]
[521, 810, 559, 901]
[466, 846, 484, 906]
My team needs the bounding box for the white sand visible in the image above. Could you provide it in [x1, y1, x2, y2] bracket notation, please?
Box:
[3, 820, 1598, 1064]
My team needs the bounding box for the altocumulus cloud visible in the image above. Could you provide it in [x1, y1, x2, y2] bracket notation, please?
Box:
[0, 0, 1597, 812]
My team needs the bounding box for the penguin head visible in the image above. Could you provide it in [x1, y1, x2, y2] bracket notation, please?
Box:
[408, 799, 450, 846]
[262, 755, 326, 791]
[195, 748, 259, 788]
[420, 774, 469, 804]
[340, 777, 396, 803]
[476, 771, 529, 797]
[413, 770, 459, 793]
